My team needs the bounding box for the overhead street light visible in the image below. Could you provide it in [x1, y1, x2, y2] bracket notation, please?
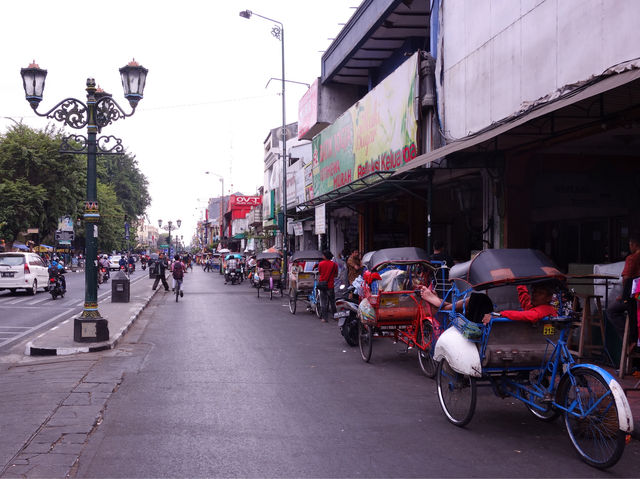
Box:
[20, 59, 148, 343]
[240, 9, 289, 281]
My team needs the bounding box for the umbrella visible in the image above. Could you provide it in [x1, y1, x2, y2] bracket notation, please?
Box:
[12, 242, 29, 251]
[218, 248, 231, 254]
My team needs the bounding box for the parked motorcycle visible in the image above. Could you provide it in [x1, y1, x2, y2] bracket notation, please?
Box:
[335, 284, 360, 346]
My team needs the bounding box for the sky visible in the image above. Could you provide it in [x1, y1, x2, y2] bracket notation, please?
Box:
[0, 0, 358, 245]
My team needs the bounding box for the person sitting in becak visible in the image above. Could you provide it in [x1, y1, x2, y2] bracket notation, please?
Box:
[420, 282, 557, 324]
[485, 282, 558, 324]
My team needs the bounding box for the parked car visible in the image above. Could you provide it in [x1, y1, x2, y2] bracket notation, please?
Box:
[108, 255, 123, 271]
[0, 252, 50, 295]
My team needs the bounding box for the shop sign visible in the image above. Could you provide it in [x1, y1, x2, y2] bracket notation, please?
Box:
[293, 222, 304, 236]
[57, 216, 74, 232]
[315, 204, 326, 235]
[298, 79, 319, 139]
[230, 195, 262, 207]
[311, 52, 419, 198]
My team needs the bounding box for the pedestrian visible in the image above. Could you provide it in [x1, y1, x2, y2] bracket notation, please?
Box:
[151, 252, 170, 291]
[318, 249, 339, 322]
[429, 240, 454, 268]
[346, 249, 363, 285]
[606, 233, 640, 351]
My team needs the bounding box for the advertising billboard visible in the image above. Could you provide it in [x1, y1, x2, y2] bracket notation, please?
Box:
[311, 53, 419, 198]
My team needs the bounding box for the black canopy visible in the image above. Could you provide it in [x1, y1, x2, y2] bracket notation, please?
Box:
[256, 252, 281, 260]
[449, 249, 565, 290]
[291, 250, 324, 262]
[369, 247, 431, 270]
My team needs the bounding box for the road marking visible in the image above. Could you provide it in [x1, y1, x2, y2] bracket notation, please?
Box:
[0, 308, 74, 348]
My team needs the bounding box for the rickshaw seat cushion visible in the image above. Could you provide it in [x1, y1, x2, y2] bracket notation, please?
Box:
[482, 319, 559, 368]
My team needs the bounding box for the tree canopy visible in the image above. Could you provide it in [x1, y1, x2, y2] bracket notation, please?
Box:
[0, 124, 150, 252]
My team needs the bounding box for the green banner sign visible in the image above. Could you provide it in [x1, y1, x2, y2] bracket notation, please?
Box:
[312, 52, 419, 198]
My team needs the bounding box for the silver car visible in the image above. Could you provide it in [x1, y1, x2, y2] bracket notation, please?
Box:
[0, 252, 50, 295]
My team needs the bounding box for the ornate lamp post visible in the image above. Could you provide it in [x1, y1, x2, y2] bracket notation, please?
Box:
[239, 9, 288, 280]
[20, 60, 148, 342]
[158, 219, 181, 257]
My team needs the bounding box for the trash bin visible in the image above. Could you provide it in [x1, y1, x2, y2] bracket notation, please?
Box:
[111, 271, 130, 302]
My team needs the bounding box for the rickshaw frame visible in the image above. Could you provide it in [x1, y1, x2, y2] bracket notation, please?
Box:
[288, 250, 324, 316]
[254, 252, 283, 300]
[357, 247, 442, 377]
[432, 248, 632, 469]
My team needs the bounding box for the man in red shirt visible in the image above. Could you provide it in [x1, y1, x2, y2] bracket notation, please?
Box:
[318, 250, 339, 322]
[606, 235, 640, 346]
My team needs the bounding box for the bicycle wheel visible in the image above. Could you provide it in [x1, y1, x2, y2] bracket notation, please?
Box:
[257, 281, 260, 298]
[175, 281, 180, 302]
[315, 297, 322, 318]
[289, 289, 297, 314]
[417, 320, 437, 378]
[436, 359, 476, 427]
[358, 320, 373, 362]
[270, 286, 273, 300]
[559, 367, 626, 468]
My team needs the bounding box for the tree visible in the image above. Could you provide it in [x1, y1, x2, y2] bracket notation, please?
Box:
[97, 153, 151, 233]
[0, 124, 84, 245]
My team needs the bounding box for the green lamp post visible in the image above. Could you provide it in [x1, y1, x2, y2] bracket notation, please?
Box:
[20, 60, 148, 342]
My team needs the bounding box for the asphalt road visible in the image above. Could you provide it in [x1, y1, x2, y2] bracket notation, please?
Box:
[0, 267, 148, 350]
[67, 267, 640, 478]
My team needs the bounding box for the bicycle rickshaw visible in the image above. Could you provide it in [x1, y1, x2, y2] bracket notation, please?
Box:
[288, 250, 323, 316]
[432, 248, 633, 468]
[223, 253, 244, 285]
[254, 251, 283, 300]
[357, 247, 441, 376]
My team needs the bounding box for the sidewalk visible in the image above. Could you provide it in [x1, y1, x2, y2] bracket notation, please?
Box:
[24, 273, 160, 356]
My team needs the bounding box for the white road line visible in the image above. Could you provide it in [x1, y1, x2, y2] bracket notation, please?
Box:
[0, 308, 74, 348]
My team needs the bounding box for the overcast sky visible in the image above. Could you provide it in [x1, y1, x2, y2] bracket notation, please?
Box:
[0, 0, 358, 244]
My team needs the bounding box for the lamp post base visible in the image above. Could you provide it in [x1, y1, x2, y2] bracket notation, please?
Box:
[73, 317, 109, 342]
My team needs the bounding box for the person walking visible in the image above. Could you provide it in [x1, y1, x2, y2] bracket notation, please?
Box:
[152, 252, 170, 291]
[346, 249, 363, 285]
[318, 249, 339, 323]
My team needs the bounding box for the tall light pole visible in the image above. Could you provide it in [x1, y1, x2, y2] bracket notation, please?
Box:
[158, 219, 181, 256]
[240, 9, 288, 281]
[20, 60, 148, 342]
[204, 171, 224, 248]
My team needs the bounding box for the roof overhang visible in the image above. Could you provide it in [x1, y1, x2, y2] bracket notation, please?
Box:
[395, 65, 640, 174]
[294, 170, 429, 215]
[322, 0, 430, 86]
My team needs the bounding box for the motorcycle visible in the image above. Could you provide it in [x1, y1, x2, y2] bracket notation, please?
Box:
[48, 272, 65, 300]
[128, 263, 135, 274]
[335, 284, 360, 346]
[98, 266, 109, 284]
[141, 260, 147, 271]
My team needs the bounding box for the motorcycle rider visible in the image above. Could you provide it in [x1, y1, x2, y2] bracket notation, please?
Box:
[127, 253, 136, 273]
[98, 254, 110, 283]
[48, 258, 66, 292]
[118, 254, 128, 271]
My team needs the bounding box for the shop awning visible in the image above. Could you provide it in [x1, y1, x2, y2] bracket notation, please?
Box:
[294, 170, 428, 214]
[232, 233, 247, 239]
[394, 64, 640, 175]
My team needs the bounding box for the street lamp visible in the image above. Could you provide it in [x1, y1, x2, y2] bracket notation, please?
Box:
[158, 219, 181, 257]
[20, 59, 148, 342]
[204, 171, 225, 247]
[239, 9, 289, 281]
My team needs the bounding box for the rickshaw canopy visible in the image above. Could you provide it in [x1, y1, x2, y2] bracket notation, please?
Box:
[291, 250, 324, 262]
[256, 251, 281, 260]
[449, 249, 565, 290]
[369, 247, 431, 271]
[225, 253, 243, 260]
[361, 250, 376, 270]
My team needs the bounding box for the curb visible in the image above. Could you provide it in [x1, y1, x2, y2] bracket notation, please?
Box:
[25, 287, 160, 356]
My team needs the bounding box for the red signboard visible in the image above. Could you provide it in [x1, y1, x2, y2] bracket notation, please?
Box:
[229, 195, 262, 207]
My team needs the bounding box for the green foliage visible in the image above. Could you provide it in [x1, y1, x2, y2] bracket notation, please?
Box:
[0, 124, 151, 251]
[97, 154, 151, 231]
[0, 124, 84, 242]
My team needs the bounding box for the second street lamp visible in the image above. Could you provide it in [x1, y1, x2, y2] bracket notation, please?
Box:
[20, 59, 148, 343]
[240, 9, 289, 282]
[158, 219, 181, 257]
